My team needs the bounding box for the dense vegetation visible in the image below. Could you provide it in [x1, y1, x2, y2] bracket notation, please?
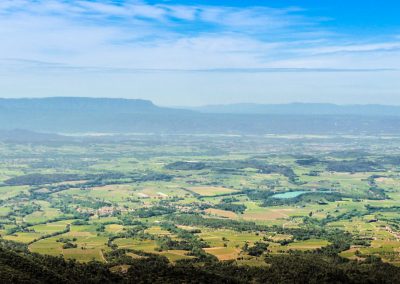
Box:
[1, 242, 400, 283]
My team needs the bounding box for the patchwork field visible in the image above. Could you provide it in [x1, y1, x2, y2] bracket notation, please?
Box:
[1, 134, 400, 268]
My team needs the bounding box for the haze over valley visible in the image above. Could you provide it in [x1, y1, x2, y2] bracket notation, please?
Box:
[1, 1, 400, 283]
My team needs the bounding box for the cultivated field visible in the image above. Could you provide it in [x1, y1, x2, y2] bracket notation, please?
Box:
[1, 134, 400, 266]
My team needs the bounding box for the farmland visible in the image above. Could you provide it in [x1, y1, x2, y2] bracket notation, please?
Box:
[1, 133, 400, 273]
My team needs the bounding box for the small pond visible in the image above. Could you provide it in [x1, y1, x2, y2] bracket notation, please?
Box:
[271, 191, 309, 199]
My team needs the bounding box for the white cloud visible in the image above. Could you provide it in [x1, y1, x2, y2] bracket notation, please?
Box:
[0, 0, 399, 104]
[302, 42, 400, 55]
[161, 5, 198, 21]
[0, 0, 396, 70]
[0, 0, 312, 68]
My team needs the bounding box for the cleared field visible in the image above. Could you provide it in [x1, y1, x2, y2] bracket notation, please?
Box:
[29, 229, 111, 262]
[198, 228, 265, 248]
[145, 226, 172, 236]
[285, 239, 330, 250]
[159, 250, 193, 262]
[205, 208, 238, 219]
[241, 203, 299, 221]
[105, 224, 124, 233]
[0, 186, 29, 200]
[139, 186, 188, 198]
[24, 208, 62, 223]
[204, 247, 240, 260]
[186, 186, 239, 196]
[4, 232, 43, 243]
[58, 184, 135, 202]
[114, 238, 158, 252]
[29, 220, 71, 234]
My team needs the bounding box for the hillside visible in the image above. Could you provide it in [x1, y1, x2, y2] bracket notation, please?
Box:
[1, 242, 400, 283]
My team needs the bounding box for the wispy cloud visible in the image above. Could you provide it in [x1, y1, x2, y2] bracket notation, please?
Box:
[1, 0, 398, 71]
[0, 1, 311, 61]
[1, 58, 396, 75]
[0, 1, 399, 105]
[302, 42, 400, 55]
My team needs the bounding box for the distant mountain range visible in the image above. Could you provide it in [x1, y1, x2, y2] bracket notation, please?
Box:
[1, 97, 400, 135]
[0, 129, 64, 142]
[188, 103, 400, 116]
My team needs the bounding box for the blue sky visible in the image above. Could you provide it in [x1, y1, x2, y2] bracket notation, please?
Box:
[0, 0, 399, 105]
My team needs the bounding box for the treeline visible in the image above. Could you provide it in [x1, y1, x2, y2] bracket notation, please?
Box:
[295, 156, 387, 173]
[1, 242, 400, 283]
[133, 206, 176, 218]
[166, 159, 299, 183]
[4, 173, 82, 186]
[3, 171, 172, 187]
[326, 159, 381, 173]
[213, 197, 247, 213]
[165, 161, 207, 170]
[214, 202, 246, 214]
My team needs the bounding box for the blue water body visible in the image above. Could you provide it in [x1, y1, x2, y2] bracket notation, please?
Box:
[271, 191, 308, 199]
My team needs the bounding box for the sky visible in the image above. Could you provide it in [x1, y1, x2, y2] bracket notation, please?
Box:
[0, 0, 400, 106]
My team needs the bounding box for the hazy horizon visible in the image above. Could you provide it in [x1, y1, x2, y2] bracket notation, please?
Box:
[1, 1, 400, 106]
[2, 96, 400, 108]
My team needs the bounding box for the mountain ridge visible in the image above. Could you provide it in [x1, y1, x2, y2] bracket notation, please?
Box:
[187, 102, 400, 116]
[1, 97, 400, 134]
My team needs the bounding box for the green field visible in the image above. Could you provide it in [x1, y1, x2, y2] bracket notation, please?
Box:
[1, 134, 400, 267]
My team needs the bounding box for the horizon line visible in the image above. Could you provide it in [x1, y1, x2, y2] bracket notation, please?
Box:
[1, 96, 400, 108]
